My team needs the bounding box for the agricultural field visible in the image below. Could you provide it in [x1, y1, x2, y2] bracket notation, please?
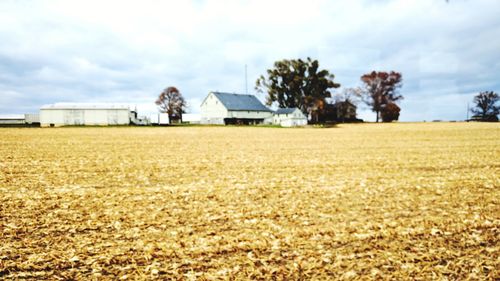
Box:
[0, 123, 499, 280]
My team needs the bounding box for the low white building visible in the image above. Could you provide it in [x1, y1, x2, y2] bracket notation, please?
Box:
[40, 103, 132, 127]
[0, 114, 25, 125]
[149, 113, 170, 125]
[273, 108, 307, 127]
[24, 114, 40, 124]
[0, 114, 40, 126]
[200, 92, 272, 125]
[183, 113, 201, 124]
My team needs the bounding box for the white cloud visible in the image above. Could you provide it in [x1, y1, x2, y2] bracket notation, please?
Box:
[0, 0, 499, 121]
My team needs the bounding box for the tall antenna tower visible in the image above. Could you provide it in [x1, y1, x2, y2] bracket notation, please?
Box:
[245, 64, 248, 95]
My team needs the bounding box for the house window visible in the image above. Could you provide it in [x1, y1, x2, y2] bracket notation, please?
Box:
[248, 111, 250, 113]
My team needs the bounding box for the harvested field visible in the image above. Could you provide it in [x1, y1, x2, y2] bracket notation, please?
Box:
[0, 123, 499, 280]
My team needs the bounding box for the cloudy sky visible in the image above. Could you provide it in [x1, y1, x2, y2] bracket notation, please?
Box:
[1, 0, 499, 121]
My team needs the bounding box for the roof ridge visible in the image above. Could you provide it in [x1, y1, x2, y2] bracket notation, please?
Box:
[210, 92, 271, 112]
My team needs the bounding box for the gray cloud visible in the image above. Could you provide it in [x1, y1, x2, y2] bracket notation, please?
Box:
[0, 0, 499, 121]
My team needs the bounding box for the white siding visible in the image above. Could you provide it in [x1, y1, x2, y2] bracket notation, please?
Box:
[159, 113, 169, 124]
[228, 110, 272, 119]
[40, 109, 64, 126]
[148, 113, 169, 125]
[183, 113, 201, 123]
[273, 109, 307, 127]
[200, 93, 228, 124]
[24, 114, 40, 124]
[40, 108, 130, 127]
[280, 118, 307, 127]
[0, 115, 25, 125]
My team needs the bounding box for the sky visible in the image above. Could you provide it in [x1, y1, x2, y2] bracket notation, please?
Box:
[1, 0, 499, 121]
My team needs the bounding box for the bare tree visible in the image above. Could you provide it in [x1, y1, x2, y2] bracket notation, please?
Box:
[471, 91, 499, 121]
[155, 86, 187, 124]
[334, 87, 362, 105]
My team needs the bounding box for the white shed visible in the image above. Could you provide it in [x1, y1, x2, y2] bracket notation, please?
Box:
[200, 92, 272, 125]
[40, 103, 131, 127]
[0, 114, 25, 125]
[24, 114, 40, 124]
[273, 108, 307, 127]
[149, 113, 170, 125]
[182, 113, 201, 124]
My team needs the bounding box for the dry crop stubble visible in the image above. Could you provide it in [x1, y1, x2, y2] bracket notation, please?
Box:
[0, 122, 499, 279]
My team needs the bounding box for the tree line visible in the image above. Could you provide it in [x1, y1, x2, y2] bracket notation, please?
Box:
[255, 58, 403, 123]
[155, 58, 498, 123]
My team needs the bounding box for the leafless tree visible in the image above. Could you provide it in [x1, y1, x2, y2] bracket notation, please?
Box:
[471, 91, 499, 121]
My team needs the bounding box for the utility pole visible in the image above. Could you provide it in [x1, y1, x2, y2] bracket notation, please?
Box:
[466, 102, 469, 121]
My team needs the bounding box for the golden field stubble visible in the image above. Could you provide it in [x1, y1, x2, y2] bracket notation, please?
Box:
[0, 123, 499, 280]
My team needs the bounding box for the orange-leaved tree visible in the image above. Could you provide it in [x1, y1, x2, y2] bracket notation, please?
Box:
[360, 71, 403, 122]
[155, 86, 187, 124]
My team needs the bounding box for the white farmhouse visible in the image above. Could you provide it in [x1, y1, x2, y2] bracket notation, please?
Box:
[200, 92, 272, 125]
[40, 103, 135, 127]
[273, 108, 307, 127]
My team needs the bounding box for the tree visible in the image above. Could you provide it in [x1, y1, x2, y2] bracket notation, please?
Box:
[155, 86, 187, 124]
[360, 71, 403, 122]
[255, 57, 340, 122]
[335, 87, 362, 105]
[381, 102, 400, 122]
[470, 91, 499, 121]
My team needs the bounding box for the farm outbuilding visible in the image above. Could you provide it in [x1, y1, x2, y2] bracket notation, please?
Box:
[273, 108, 307, 127]
[149, 113, 170, 125]
[0, 114, 40, 126]
[200, 92, 272, 125]
[0, 114, 26, 125]
[40, 103, 132, 127]
[24, 114, 40, 124]
[182, 113, 201, 124]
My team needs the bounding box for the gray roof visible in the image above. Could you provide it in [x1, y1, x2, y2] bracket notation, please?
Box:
[333, 100, 356, 108]
[212, 92, 271, 111]
[0, 114, 25, 119]
[40, 103, 130, 110]
[274, 108, 298, 115]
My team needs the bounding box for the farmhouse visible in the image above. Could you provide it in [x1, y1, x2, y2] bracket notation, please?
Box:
[332, 100, 357, 121]
[200, 92, 272, 125]
[40, 103, 149, 127]
[273, 108, 307, 127]
[318, 100, 361, 123]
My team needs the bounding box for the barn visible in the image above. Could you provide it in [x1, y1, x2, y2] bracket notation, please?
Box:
[40, 103, 132, 127]
[200, 92, 272, 125]
[273, 108, 307, 127]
